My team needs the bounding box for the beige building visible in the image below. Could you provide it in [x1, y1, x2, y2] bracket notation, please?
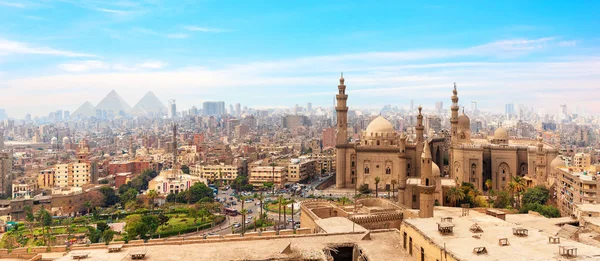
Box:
[300, 153, 335, 175]
[249, 166, 287, 188]
[573, 152, 592, 170]
[37, 168, 55, 188]
[334, 77, 559, 213]
[190, 163, 241, 183]
[287, 159, 317, 182]
[54, 162, 91, 188]
[148, 168, 206, 195]
[557, 167, 599, 217]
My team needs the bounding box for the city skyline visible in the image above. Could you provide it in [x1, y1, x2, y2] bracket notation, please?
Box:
[1, 1, 599, 117]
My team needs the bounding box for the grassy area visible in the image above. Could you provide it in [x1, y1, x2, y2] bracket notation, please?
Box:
[156, 214, 214, 234]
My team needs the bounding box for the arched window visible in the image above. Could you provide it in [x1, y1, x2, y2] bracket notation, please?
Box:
[377, 140, 380, 146]
[425, 178, 430, 186]
[386, 167, 391, 175]
[412, 195, 417, 202]
[364, 167, 370, 174]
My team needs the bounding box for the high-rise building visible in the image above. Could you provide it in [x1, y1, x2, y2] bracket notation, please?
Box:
[410, 100, 414, 111]
[168, 99, 177, 118]
[64, 110, 70, 121]
[435, 101, 443, 113]
[505, 102, 515, 117]
[322, 127, 336, 149]
[202, 101, 226, 115]
[235, 103, 241, 116]
[307, 102, 313, 113]
[471, 101, 477, 113]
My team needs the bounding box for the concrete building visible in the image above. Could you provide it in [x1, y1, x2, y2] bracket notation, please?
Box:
[249, 166, 287, 188]
[282, 115, 309, 129]
[286, 158, 317, 183]
[574, 153, 592, 170]
[190, 164, 241, 183]
[37, 168, 55, 188]
[321, 127, 336, 149]
[54, 162, 91, 188]
[168, 99, 177, 118]
[202, 101, 226, 116]
[0, 152, 12, 196]
[557, 167, 599, 217]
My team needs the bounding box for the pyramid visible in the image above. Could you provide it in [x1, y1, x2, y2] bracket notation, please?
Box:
[131, 91, 167, 116]
[72, 101, 96, 118]
[95, 90, 132, 114]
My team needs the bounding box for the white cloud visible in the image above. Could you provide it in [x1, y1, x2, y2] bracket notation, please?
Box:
[58, 60, 167, 72]
[166, 33, 188, 39]
[95, 8, 132, 15]
[0, 38, 95, 57]
[558, 40, 578, 47]
[183, 26, 228, 33]
[0, 1, 25, 8]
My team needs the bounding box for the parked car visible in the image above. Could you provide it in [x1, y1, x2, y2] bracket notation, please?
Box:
[233, 223, 241, 228]
[247, 209, 253, 214]
[287, 218, 293, 223]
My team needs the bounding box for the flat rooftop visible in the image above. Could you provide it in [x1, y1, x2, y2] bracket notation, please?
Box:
[576, 203, 600, 213]
[315, 217, 368, 233]
[53, 230, 406, 261]
[404, 207, 600, 261]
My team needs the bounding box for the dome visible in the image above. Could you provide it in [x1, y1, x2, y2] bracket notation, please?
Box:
[432, 162, 441, 177]
[457, 113, 470, 128]
[494, 127, 508, 140]
[365, 116, 395, 134]
[62, 137, 71, 144]
[550, 155, 565, 168]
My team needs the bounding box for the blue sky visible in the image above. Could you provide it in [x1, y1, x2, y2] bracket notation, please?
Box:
[0, 0, 599, 118]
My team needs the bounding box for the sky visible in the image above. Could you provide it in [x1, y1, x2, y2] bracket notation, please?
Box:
[0, 0, 599, 118]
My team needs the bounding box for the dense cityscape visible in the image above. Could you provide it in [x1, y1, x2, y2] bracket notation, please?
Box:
[1, 1, 600, 261]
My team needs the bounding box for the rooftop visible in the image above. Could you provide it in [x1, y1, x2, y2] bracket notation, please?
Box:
[404, 207, 600, 261]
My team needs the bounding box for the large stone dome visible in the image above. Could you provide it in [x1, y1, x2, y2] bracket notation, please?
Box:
[432, 162, 441, 177]
[494, 127, 509, 140]
[366, 116, 395, 134]
[457, 113, 470, 129]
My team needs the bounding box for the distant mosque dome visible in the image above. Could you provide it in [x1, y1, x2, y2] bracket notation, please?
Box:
[457, 113, 470, 129]
[432, 162, 441, 177]
[494, 127, 509, 140]
[550, 155, 565, 168]
[50, 137, 58, 145]
[62, 137, 71, 144]
[365, 116, 395, 135]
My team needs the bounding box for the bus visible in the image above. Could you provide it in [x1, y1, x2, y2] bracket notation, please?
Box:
[224, 208, 239, 216]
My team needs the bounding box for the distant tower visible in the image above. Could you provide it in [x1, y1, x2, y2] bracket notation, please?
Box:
[419, 140, 435, 218]
[335, 73, 349, 188]
[168, 99, 177, 118]
[450, 83, 459, 142]
[397, 132, 408, 205]
[172, 123, 178, 172]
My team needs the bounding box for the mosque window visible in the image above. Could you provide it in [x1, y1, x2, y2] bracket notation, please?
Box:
[412, 195, 417, 202]
[426, 178, 429, 186]
[364, 167, 370, 174]
[377, 140, 380, 146]
[386, 167, 391, 175]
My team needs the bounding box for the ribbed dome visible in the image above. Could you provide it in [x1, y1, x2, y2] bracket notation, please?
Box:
[62, 137, 71, 144]
[432, 162, 441, 177]
[494, 127, 508, 140]
[550, 155, 565, 168]
[366, 116, 395, 134]
[457, 113, 470, 128]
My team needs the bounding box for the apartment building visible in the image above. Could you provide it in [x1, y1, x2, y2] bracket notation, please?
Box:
[557, 167, 599, 217]
[54, 162, 91, 188]
[249, 166, 287, 188]
[190, 164, 241, 183]
[37, 168, 55, 188]
[287, 159, 317, 182]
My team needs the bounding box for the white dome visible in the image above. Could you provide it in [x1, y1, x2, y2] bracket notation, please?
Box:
[494, 127, 508, 140]
[62, 137, 71, 144]
[365, 116, 395, 134]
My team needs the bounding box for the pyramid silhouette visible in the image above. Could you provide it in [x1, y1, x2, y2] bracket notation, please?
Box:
[95, 90, 132, 114]
[72, 101, 96, 118]
[132, 91, 167, 116]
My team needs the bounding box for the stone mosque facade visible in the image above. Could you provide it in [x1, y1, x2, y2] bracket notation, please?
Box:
[334, 75, 558, 215]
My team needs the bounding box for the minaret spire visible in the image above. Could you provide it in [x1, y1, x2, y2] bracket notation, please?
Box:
[335, 74, 349, 188]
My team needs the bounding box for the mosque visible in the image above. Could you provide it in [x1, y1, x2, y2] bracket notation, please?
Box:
[334, 75, 559, 215]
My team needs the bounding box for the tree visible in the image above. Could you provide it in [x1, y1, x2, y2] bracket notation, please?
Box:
[374, 177, 381, 198]
[485, 179, 493, 192]
[84, 200, 92, 214]
[520, 203, 560, 218]
[187, 183, 215, 204]
[446, 187, 465, 207]
[358, 184, 371, 195]
[338, 197, 351, 206]
[120, 188, 138, 205]
[99, 186, 119, 207]
[277, 195, 284, 229]
[147, 190, 158, 210]
[263, 182, 274, 194]
[507, 176, 526, 208]
[522, 185, 550, 205]
[256, 192, 265, 219]
[270, 162, 277, 194]
[289, 198, 296, 229]
[125, 214, 159, 240]
[391, 180, 397, 199]
[493, 191, 513, 208]
[157, 213, 170, 228]
[240, 208, 248, 234]
[181, 165, 190, 174]
[102, 229, 115, 245]
[24, 205, 35, 234]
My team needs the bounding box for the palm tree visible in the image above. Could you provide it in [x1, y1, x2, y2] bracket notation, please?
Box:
[84, 200, 92, 215]
[447, 187, 465, 207]
[289, 198, 296, 230]
[270, 162, 277, 194]
[256, 192, 265, 219]
[253, 217, 258, 231]
[508, 176, 526, 208]
[277, 195, 284, 230]
[240, 208, 248, 235]
[391, 180, 397, 199]
[338, 197, 351, 206]
[282, 198, 289, 229]
[485, 179, 493, 192]
[374, 177, 381, 198]
[147, 190, 158, 210]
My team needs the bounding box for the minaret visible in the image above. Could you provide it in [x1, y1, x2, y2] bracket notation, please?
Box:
[450, 83, 459, 142]
[419, 140, 435, 218]
[415, 105, 424, 177]
[335, 73, 349, 188]
[397, 132, 408, 205]
[172, 123, 178, 176]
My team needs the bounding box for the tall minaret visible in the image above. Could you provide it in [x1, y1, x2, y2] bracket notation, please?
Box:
[415, 105, 424, 177]
[335, 73, 349, 188]
[397, 132, 408, 205]
[450, 83, 459, 142]
[172, 123, 178, 175]
[419, 140, 435, 218]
